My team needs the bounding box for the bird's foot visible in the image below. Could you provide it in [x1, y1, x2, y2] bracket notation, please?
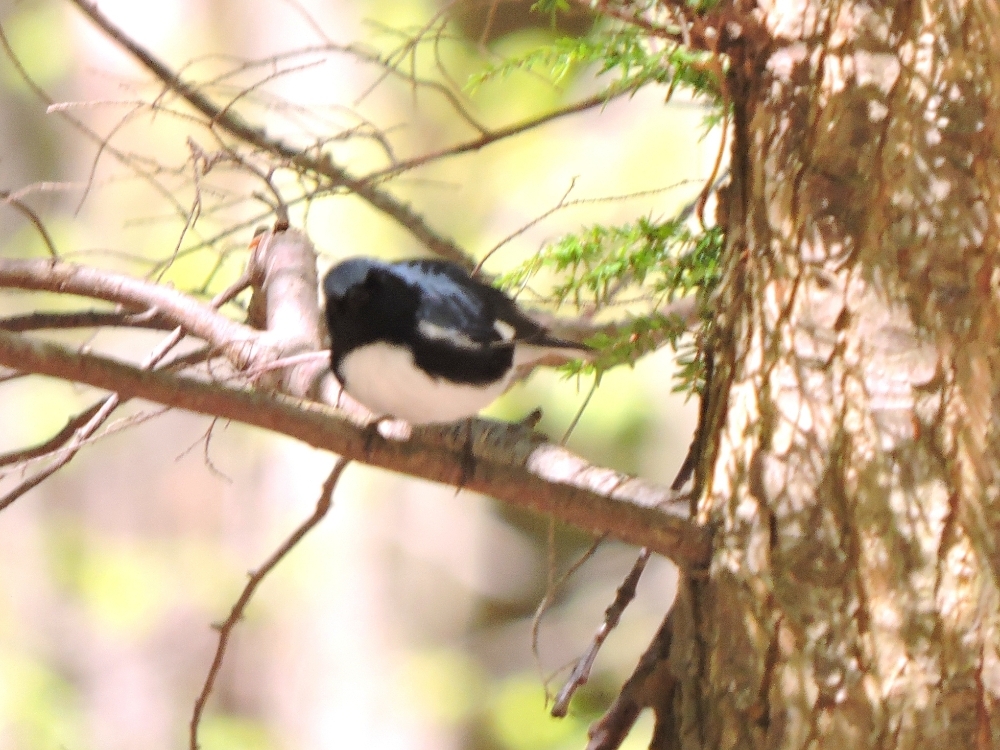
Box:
[360, 419, 381, 459]
[457, 418, 476, 489]
[418, 419, 477, 490]
[360, 416, 412, 458]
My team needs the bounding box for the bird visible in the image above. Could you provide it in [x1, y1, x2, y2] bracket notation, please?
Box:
[322, 257, 592, 424]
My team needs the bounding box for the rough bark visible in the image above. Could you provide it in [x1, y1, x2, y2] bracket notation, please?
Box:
[671, 0, 1000, 747]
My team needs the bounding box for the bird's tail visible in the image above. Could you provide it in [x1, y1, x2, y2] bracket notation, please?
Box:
[513, 336, 594, 378]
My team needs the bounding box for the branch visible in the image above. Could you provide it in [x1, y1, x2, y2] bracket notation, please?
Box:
[0, 268, 253, 510]
[0, 391, 122, 511]
[246, 228, 327, 396]
[0, 308, 178, 332]
[0, 257, 271, 367]
[0, 401, 103, 468]
[66, 0, 475, 268]
[369, 90, 623, 180]
[551, 548, 652, 717]
[1, 188, 59, 257]
[586, 608, 677, 750]
[0, 329, 711, 567]
[190, 457, 348, 750]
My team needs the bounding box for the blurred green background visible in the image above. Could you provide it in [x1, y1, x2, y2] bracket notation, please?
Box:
[0, 0, 716, 747]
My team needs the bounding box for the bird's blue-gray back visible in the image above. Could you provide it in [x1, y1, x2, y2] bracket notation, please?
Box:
[393, 261, 504, 346]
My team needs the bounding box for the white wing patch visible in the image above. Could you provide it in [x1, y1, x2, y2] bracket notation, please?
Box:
[493, 319, 517, 341]
[417, 320, 483, 350]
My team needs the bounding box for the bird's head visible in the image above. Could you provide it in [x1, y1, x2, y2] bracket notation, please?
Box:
[323, 257, 385, 306]
[323, 257, 420, 345]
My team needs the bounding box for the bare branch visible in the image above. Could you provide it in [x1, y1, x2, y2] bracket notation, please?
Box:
[551, 548, 652, 717]
[0, 257, 269, 367]
[0, 308, 177, 333]
[0, 391, 123, 511]
[0, 329, 710, 567]
[531, 534, 605, 702]
[190, 457, 349, 750]
[371, 90, 624, 181]
[549, 373, 709, 715]
[0, 316, 196, 510]
[0, 401, 105, 468]
[0, 265, 254, 509]
[66, 0, 475, 268]
[585, 608, 676, 750]
[0, 189, 60, 257]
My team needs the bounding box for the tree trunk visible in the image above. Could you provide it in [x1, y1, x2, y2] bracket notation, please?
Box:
[672, 0, 1000, 746]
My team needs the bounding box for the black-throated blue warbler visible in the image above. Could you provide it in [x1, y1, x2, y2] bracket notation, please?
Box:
[323, 257, 591, 424]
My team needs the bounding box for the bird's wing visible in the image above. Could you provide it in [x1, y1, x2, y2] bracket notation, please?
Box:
[395, 259, 593, 354]
[392, 260, 509, 350]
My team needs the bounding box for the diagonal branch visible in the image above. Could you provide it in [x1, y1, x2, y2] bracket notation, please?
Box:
[189, 457, 349, 750]
[1, 188, 59, 257]
[66, 0, 475, 268]
[0, 328, 711, 568]
[368, 90, 624, 180]
[0, 401, 104, 469]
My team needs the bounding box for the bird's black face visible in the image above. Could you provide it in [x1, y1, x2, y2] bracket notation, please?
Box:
[323, 259, 420, 363]
[323, 257, 380, 300]
[328, 281, 371, 317]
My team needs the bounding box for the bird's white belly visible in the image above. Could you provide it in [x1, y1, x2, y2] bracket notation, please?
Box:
[338, 342, 512, 424]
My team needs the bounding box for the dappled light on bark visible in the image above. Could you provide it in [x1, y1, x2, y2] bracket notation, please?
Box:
[679, 0, 1000, 746]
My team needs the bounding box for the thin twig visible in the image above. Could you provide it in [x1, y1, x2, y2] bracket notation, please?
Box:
[0, 189, 59, 257]
[66, 0, 474, 267]
[369, 90, 625, 182]
[475, 178, 700, 278]
[585, 607, 676, 750]
[173, 418, 233, 484]
[189, 457, 349, 750]
[0, 390, 121, 511]
[158, 346, 218, 372]
[551, 548, 652, 717]
[476, 178, 579, 276]
[531, 535, 606, 699]
[0, 271, 253, 511]
[696, 111, 729, 230]
[549, 380, 709, 714]
[276, 0, 334, 43]
[0, 401, 105, 469]
[0, 257, 262, 367]
[0, 322, 190, 509]
[561, 377, 598, 446]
